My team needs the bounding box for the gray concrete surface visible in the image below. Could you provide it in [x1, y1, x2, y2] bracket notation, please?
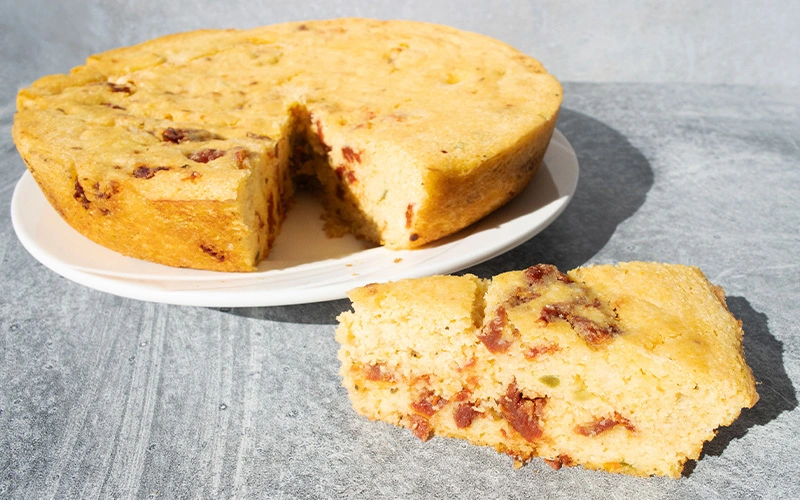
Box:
[2, 0, 799, 90]
[1, 1, 799, 498]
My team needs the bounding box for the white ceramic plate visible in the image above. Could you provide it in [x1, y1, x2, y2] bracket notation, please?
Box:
[11, 129, 578, 306]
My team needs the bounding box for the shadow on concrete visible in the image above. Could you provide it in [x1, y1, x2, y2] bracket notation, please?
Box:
[463, 107, 654, 278]
[214, 298, 352, 326]
[683, 296, 797, 476]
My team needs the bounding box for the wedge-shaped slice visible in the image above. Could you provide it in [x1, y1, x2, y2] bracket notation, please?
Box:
[336, 262, 758, 478]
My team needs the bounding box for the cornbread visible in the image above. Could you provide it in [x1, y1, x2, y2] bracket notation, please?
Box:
[335, 262, 758, 478]
[12, 18, 562, 271]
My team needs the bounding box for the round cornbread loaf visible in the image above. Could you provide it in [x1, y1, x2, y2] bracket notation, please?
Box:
[13, 18, 562, 271]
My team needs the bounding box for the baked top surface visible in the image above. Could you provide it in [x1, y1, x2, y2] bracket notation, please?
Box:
[344, 262, 757, 399]
[15, 18, 562, 199]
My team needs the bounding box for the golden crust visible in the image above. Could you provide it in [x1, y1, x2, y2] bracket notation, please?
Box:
[13, 18, 562, 271]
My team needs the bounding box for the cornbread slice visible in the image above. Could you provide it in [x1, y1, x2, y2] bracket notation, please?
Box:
[12, 18, 562, 271]
[335, 262, 758, 478]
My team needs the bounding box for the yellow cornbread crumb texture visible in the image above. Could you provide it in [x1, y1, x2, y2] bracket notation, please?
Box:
[335, 262, 758, 478]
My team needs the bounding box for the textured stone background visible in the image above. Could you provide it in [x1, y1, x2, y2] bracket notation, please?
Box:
[2, 0, 799, 90]
[1, 1, 799, 499]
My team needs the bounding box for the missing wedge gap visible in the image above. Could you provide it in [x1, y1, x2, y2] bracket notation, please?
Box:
[252, 104, 384, 266]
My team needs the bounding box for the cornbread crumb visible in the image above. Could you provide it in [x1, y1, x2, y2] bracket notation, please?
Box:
[335, 262, 759, 478]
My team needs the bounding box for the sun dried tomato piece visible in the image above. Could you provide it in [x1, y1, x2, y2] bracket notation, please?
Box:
[187, 148, 226, 164]
[453, 403, 480, 429]
[569, 315, 620, 345]
[505, 287, 541, 308]
[73, 180, 90, 209]
[334, 166, 357, 183]
[451, 389, 472, 402]
[499, 381, 546, 442]
[540, 303, 620, 346]
[161, 127, 221, 144]
[183, 171, 202, 182]
[478, 307, 515, 353]
[100, 102, 126, 110]
[106, 82, 132, 93]
[575, 412, 635, 437]
[524, 264, 572, 285]
[364, 363, 394, 382]
[132, 166, 170, 179]
[408, 414, 432, 441]
[543, 454, 575, 470]
[92, 180, 120, 199]
[524, 343, 560, 360]
[342, 146, 362, 163]
[232, 148, 248, 167]
[199, 244, 225, 263]
[411, 390, 446, 417]
[405, 203, 414, 229]
[539, 303, 571, 323]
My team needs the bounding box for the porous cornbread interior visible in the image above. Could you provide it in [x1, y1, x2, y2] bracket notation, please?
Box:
[335, 262, 759, 478]
[12, 18, 562, 271]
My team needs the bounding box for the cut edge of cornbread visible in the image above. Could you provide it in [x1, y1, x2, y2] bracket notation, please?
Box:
[335, 262, 759, 478]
